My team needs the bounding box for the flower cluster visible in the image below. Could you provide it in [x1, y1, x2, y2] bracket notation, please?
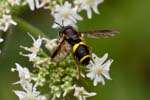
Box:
[12, 34, 113, 100]
[0, 0, 103, 32]
[0, 1, 17, 32]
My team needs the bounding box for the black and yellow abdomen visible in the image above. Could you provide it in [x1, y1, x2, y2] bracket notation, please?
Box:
[72, 42, 90, 65]
[60, 26, 91, 65]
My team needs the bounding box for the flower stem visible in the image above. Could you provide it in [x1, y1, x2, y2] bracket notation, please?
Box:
[59, 0, 64, 5]
[13, 16, 48, 38]
[39, 49, 49, 57]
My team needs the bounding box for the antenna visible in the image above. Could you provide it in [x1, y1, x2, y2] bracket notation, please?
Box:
[54, 22, 63, 28]
[54, 19, 65, 28]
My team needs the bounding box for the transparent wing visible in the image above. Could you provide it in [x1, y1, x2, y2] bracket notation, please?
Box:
[79, 30, 119, 38]
[51, 38, 71, 62]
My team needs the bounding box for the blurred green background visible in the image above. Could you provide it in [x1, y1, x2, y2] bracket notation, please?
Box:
[0, 0, 149, 100]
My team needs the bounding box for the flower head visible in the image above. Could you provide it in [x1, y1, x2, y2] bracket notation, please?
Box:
[86, 53, 113, 86]
[74, 86, 96, 100]
[74, 0, 103, 19]
[52, 1, 82, 28]
[0, 14, 17, 32]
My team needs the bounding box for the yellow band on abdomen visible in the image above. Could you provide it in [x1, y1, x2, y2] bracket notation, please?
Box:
[72, 42, 86, 53]
[80, 55, 90, 63]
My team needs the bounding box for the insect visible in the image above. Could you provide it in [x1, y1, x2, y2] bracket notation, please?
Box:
[51, 23, 119, 65]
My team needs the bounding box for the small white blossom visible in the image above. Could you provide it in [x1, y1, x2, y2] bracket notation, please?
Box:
[74, 86, 96, 100]
[52, 1, 83, 28]
[74, 0, 103, 19]
[86, 53, 113, 86]
[43, 38, 58, 51]
[62, 83, 76, 97]
[0, 14, 17, 32]
[51, 86, 61, 98]
[32, 76, 46, 86]
[13, 63, 31, 85]
[14, 83, 47, 100]
[20, 35, 42, 61]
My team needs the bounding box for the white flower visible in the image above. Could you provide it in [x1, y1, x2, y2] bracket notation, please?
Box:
[20, 35, 42, 61]
[42, 38, 58, 51]
[74, 0, 103, 19]
[14, 63, 31, 84]
[74, 86, 96, 100]
[52, 1, 82, 28]
[86, 53, 113, 86]
[14, 83, 47, 100]
[0, 14, 17, 32]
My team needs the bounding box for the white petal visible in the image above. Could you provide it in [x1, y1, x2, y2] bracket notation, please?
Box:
[15, 63, 22, 71]
[27, 33, 36, 42]
[94, 74, 105, 86]
[86, 7, 92, 19]
[35, 0, 44, 8]
[92, 53, 108, 65]
[15, 63, 31, 80]
[101, 71, 111, 80]
[26, 0, 35, 11]
[14, 90, 26, 99]
[21, 53, 37, 61]
[93, 77, 98, 86]
[86, 92, 96, 98]
[10, 20, 17, 25]
[102, 59, 113, 71]
[92, 4, 99, 14]
[33, 36, 42, 48]
[74, 13, 83, 21]
[98, 75, 105, 85]
[87, 72, 95, 79]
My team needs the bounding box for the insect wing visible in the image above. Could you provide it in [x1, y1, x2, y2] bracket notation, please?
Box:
[51, 39, 71, 62]
[79, 30, 119, 38]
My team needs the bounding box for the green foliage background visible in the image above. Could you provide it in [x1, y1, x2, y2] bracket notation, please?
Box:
[0, 0, 149, 100]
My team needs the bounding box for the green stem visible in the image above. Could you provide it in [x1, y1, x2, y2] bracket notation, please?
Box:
[39, 49, 49, 57]
[13, 16, 48, 38]
[59, 0, 64, 5]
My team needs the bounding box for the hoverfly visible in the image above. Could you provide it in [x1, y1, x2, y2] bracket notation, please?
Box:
[51, 23, 119, 65]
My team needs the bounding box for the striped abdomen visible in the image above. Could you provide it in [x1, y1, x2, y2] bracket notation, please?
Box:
[72, 42, 90, 65]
